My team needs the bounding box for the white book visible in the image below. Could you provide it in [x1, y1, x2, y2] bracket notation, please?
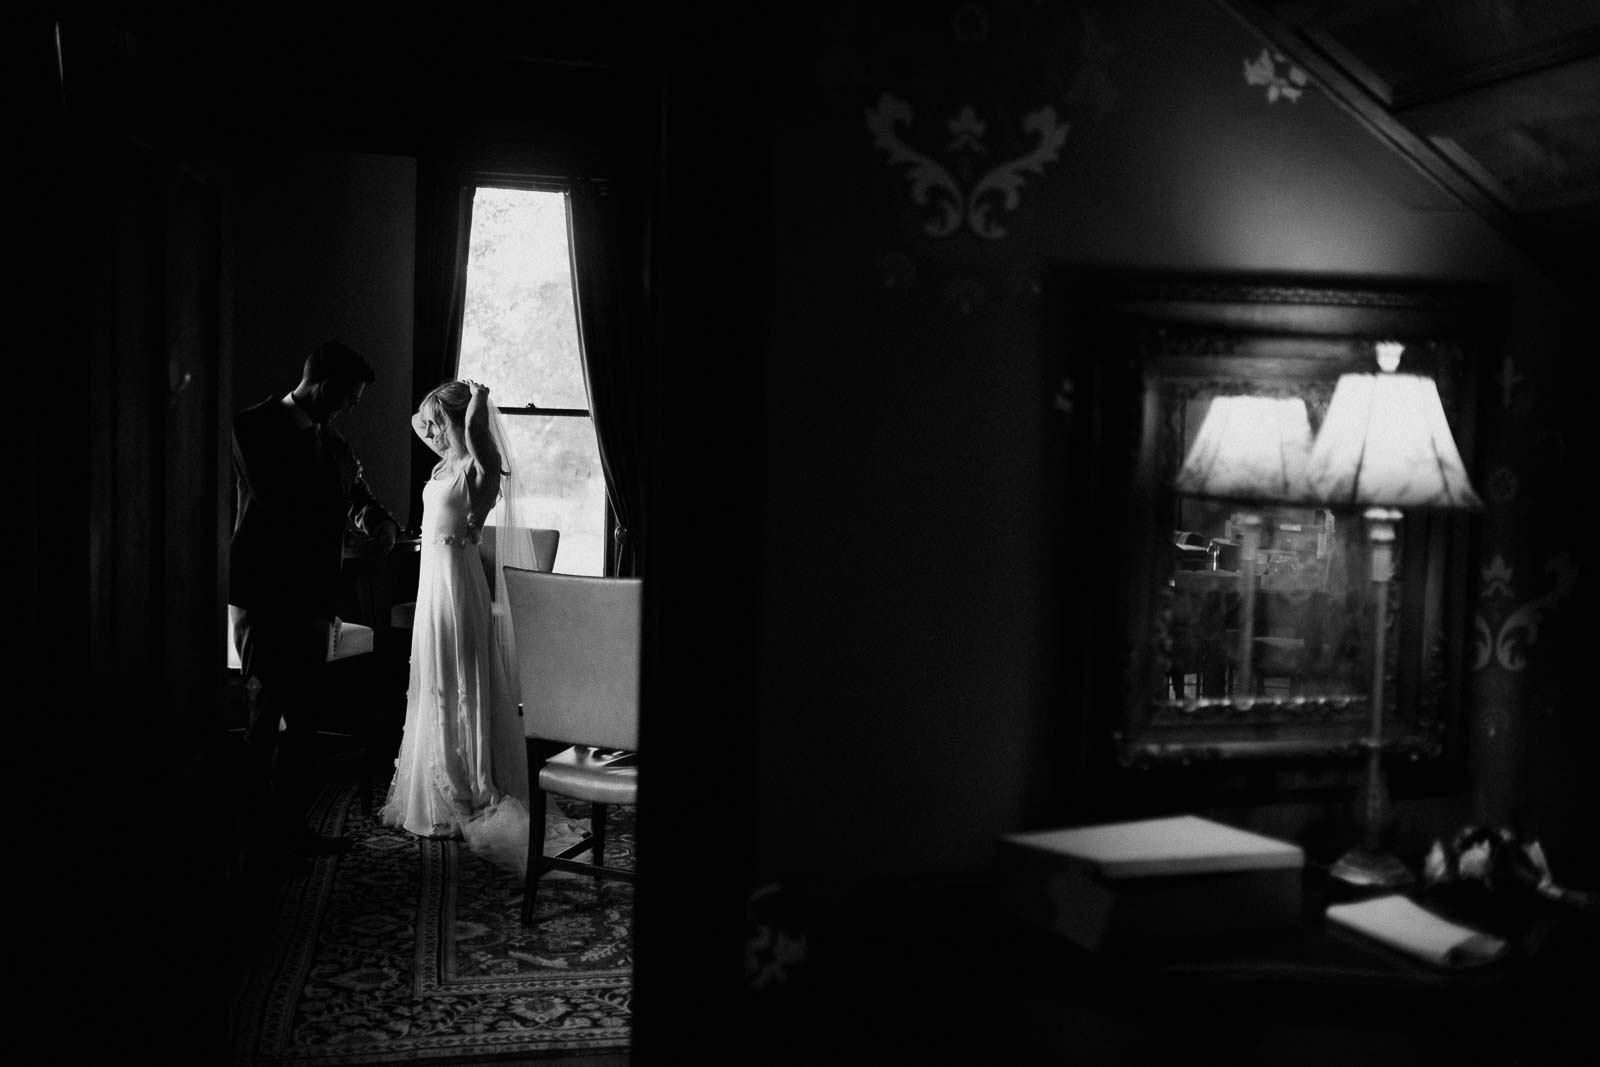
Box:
[1325, 894, 1507, 969]
[1000, 815, 1305, 950]
[1003, 814, 1304, 878]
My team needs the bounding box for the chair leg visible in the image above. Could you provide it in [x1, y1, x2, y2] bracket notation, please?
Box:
[590, 802, 608, 903]
[590, 802, 608, 867]
[521, 787, 550, 926]
[358, 752, 374, 816]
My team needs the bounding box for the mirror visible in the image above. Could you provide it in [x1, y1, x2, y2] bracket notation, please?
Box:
[1056, 272, 1493, 768]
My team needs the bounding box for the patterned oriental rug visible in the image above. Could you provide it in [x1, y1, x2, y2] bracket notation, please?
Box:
[230, 784, 635, 1064]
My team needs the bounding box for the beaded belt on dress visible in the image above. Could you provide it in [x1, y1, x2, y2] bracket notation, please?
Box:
[431, 531, 482, 546]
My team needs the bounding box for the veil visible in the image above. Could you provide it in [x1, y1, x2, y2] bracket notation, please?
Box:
[481, 400, 536, 706]
[460, 395, 540, 874]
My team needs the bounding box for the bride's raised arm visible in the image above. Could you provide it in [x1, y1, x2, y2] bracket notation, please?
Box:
[462, 381, 505, 511]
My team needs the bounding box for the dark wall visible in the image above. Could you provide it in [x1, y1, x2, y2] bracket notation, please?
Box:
[39, 0, 1596, 1056]
[176, 0, 1590, 899]
[750, 0, 1586, 892]
[229, 152, 417, 520]
[24, 9, 236, 1053]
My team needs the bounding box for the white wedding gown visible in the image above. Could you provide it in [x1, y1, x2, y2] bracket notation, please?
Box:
[381, 457, 531, 873]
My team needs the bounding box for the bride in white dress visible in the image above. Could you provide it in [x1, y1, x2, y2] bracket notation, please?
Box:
[381, 378, 534, 873]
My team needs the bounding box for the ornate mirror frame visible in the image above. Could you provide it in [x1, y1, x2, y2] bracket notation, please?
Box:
[1055, 270, 1496, 778]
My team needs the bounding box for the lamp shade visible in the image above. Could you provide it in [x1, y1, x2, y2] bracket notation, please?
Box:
[1304, 373, 1481, 510]
[1174, 395, 1314, 503]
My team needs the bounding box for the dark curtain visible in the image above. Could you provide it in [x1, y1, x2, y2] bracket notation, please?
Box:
[568, 178, 649, 577]
[409, 156, 475, 528]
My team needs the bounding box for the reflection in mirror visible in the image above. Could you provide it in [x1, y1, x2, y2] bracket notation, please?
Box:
[1144, 371, 1446, 757]
[1166, 497, 1375, 704]
[1056, 272, 1492, 769]
[1171, 392, 1318, 699]
[1152, 375, 1421, 726]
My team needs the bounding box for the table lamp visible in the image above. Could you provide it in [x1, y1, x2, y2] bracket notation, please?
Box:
[1305, 341, 1482, 887]
[1174, 394, 1315, 697]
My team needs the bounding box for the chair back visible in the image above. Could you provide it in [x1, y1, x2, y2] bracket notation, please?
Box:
[503, 567, 642, 752]
[480, 525, 561, 596]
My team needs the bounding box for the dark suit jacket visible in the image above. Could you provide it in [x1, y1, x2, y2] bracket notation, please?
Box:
[230, 395, 396, 617]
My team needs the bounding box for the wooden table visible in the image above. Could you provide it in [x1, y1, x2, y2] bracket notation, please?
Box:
[1002, 867, 1600, 1064]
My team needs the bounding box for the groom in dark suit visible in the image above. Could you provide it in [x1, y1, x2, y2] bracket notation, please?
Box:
[230, 340, 400, 859]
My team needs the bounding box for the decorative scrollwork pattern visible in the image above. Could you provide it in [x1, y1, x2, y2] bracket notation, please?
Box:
[1243, 48, 1309, 103]
[1473, 551, 1578, 672]
[865, 93, 1069, 240]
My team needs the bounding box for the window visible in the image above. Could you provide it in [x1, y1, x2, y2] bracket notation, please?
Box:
[457, 185, 607, 576]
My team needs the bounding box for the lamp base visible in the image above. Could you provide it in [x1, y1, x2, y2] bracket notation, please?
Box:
[1329, 847, 1415, 888]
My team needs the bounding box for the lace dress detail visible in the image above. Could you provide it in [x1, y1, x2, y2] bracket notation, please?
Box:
[381, 458, 531, 872]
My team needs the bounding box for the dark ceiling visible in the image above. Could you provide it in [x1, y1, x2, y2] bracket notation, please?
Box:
[66, 4, 1600, 281]
[1220, 0, 1600, 277]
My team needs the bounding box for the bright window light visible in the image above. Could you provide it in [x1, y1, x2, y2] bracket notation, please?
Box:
[457, 186, 606, 576]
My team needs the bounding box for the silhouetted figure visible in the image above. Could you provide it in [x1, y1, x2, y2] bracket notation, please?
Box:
[230, 340, 400, 862]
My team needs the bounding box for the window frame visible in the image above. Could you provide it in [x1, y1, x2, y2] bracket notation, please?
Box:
[457, 175, 614, 575]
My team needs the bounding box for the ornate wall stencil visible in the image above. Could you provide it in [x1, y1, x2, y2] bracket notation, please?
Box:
[1066, 11, 1121, 121]
[743, 882, 808, 991]
[874, 250, 918, 292]
[940, 273, 989, 314]
[865, 93, 1069, 239]
[873, 252, 1045, 316]
[850, 5, 1122, 246]
[1480, 555, 1513, 598]
[1486, 464, 1518, 505]
[950, 2, 992, 44]
[1006, 258, 1046, 300]
[1476, 701, 1512, 741]
[1473, 551, 1579, 673]
[1054, 375, 1074, 424]
[1243, 47, 1309, 103]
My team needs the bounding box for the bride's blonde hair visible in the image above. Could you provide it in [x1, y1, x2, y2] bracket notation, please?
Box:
[421, 378, 533, 693]
[419, 379, 471, 425]
[420, 380, 510, 477]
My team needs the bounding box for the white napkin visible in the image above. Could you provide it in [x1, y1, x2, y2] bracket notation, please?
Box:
[1326, 894, 1507, 968]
